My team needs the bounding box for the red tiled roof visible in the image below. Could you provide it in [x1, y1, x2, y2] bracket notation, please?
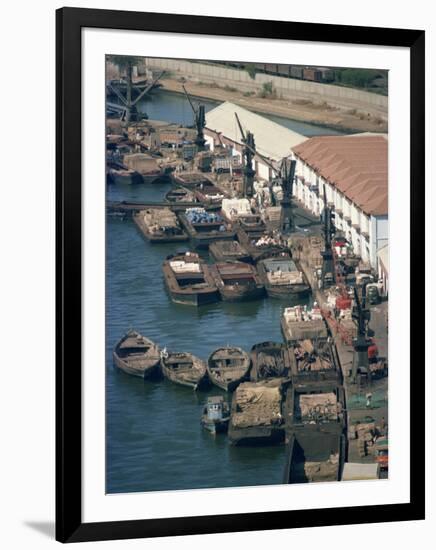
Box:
[292, 135, 388, 216]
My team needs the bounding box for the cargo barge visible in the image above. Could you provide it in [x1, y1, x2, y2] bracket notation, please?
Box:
[250, 341, 290, 381]
[281, 305, 329, 345]
[133, 208, 188, 243]
[209, 240, 251, 263]
[209, 262, 265, 302]
[162, 252, 220, 306]
[283, 430, 346, 483]
[257, 251, 311, 299]
[236, 227, 286, 262]
[179, 208, 235, 249]
[228, 379, 286, 446]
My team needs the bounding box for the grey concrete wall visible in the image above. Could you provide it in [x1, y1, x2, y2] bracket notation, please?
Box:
[145, 58, 388, 113]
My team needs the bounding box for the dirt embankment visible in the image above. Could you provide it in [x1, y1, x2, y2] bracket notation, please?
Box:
[160, 77, 388, 134]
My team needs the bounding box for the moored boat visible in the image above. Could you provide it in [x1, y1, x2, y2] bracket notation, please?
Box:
[201, 396, 230, 434]
[178, 208, 235, 249]
[209, 261, 265, 302]
[133, 208, 188, 243]
[257, 250, 311, 299]
[209, 240, 251, 264]
[123, 153, 169, 184]
[112, 330, 160, 378]
[236, 227, 286, 262]
[165, 186, 197, 204]
[250, 341, 290, 381]
[162, 251, 220, 306]
[160, 350, 208, 389]
[108, 165, 143, 185]
[207, 346, 251, 392]
[281, 304, 329, 345]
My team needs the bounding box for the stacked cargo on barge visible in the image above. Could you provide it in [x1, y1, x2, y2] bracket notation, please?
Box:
[281, 304, 329, 345]
[179, 208, 235, 249]
[250, 342, 290, 382]
[257, 251, 310, 299]
[123, 153, 168, 184]
[228, 379, 286, 446]
[133, 208, 188, 243]
[162, 252, 219, 306]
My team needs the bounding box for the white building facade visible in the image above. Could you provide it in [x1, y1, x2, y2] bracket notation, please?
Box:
[292, 135, 388, 270]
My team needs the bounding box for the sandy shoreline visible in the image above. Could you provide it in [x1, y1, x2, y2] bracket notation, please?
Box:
[159, 78, 388, 134]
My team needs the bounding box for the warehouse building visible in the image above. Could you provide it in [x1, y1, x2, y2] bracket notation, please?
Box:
[292, 135, 388, 269]
[204, 102, 307, 180]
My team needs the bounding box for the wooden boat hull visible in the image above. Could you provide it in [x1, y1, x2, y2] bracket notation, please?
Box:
[264, 283, 311, 300]
[162, 256, 220, 307]
[207, 347, 251, 392]
[161, 353, 207, 390]
[142, 173, 171, 184]
[218, 284, 265, 302]
[112, 351, 160, 379]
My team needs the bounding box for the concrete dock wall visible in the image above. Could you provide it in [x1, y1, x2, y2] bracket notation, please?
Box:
[144, 58, 388, 113]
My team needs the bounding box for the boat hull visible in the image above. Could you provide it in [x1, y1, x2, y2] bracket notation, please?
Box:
[218, 285, 265, 302]
[112, 352, 160, 379]
[201, 418, 230, 434]
[133, 213, 189, 244]
[265, 283, 311, 300]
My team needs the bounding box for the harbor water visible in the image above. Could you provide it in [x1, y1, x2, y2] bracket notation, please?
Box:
[106, 92, 330, 495]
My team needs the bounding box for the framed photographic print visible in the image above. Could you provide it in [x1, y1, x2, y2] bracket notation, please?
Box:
[56, 7, 425, 543]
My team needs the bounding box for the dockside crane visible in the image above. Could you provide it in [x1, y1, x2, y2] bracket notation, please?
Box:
[350, 285, 371, 384]
[234, 113, 256, 198]
[106, 62, 165, 122]
[320, 185, 336, 289]
[182, 85, 206, 151]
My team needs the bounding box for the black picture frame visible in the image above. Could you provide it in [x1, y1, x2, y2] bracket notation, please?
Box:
[56, 7, 425, 543]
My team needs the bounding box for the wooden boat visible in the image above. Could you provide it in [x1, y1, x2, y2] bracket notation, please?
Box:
[257, 250, 311, 299]
[162, 252, 220, 306]
[250, 341, 290, 381]
[108, 166, 143, 185]
[236, 227, 286, 262]
[112, 330, 160, 378]
[133, 208, 188, 243]
[193, 183, 226, 206]
[178, 208, 235, 249]
[165, 186, 197, 203]
[171, 170, 214, 189]
[209, 240, 251, 263]
[209, 262, 265, 302]
[201, 396, 230, 434]
[123, 153, 169, 184]
[160, 350, 207, 389]
[207, 346, 251, 392]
